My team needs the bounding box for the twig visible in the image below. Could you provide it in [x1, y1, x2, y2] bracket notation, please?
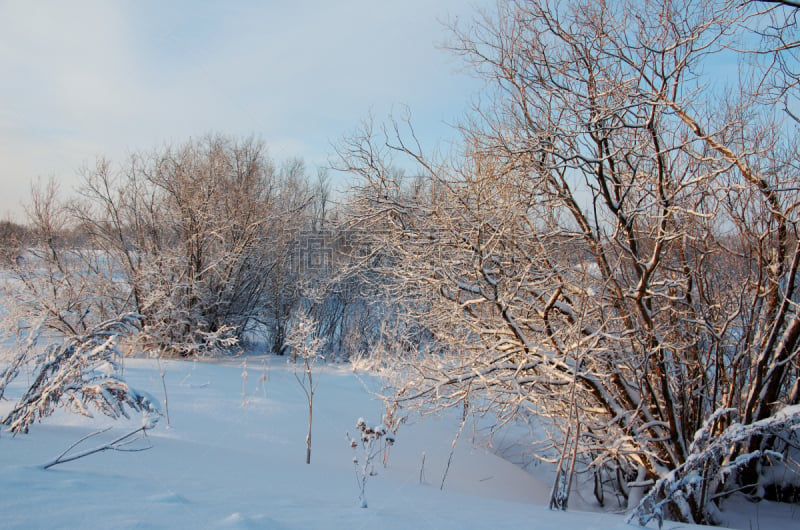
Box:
[441, 405, 468, 490]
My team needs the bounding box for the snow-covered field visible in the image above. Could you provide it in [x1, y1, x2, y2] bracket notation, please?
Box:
[0, 357, 795, 529]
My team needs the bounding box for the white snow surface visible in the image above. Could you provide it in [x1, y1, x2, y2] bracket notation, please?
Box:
[0, 357, 796, 529]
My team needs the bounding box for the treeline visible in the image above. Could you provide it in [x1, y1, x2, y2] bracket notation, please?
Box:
[0, 134, 395, 363]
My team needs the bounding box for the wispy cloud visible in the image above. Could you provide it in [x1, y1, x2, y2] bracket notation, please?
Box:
[0, 0, 489, 218]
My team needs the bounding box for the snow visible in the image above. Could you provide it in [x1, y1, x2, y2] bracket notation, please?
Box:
[0, 356, 794, 529]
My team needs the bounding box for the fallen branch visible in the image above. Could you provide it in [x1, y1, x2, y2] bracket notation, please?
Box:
[42, 423, 155, 470]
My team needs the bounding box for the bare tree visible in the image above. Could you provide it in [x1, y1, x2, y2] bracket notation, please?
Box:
[0, 178, 128, 338]
[338, 0, 800, 524]
[71, 135, 310, 356]
[258, 158, 314, 356]
[0, 217, 28, 266]
[286, 308, 325, 464]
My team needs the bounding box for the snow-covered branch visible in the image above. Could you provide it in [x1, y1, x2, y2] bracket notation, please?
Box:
[1, 314, 161, 435]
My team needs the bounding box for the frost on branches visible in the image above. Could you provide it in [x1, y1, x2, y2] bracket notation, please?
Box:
[0, 313, 160, 434]
[336, 0, 800, 524]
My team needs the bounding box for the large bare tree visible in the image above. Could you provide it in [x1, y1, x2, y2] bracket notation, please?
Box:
[339, 0, 800, 524]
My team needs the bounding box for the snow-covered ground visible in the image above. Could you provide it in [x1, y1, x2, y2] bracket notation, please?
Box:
[0, 357, 795, 529]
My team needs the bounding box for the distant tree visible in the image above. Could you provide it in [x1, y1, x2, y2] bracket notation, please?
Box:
[0, 178, 127, 338]
[260, 158, 312, 356]
[0, 218, 28, 265]
[70, 135, 310, 356]
[1, 135, 320, 359]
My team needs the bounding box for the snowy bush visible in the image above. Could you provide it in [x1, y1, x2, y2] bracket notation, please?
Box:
[629, 405, 800, 527]
[0, 313, 160, 434]
[347, 417, 395, 508]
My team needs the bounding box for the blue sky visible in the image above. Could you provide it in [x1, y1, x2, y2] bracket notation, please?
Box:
[0, 0, 491, 220]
